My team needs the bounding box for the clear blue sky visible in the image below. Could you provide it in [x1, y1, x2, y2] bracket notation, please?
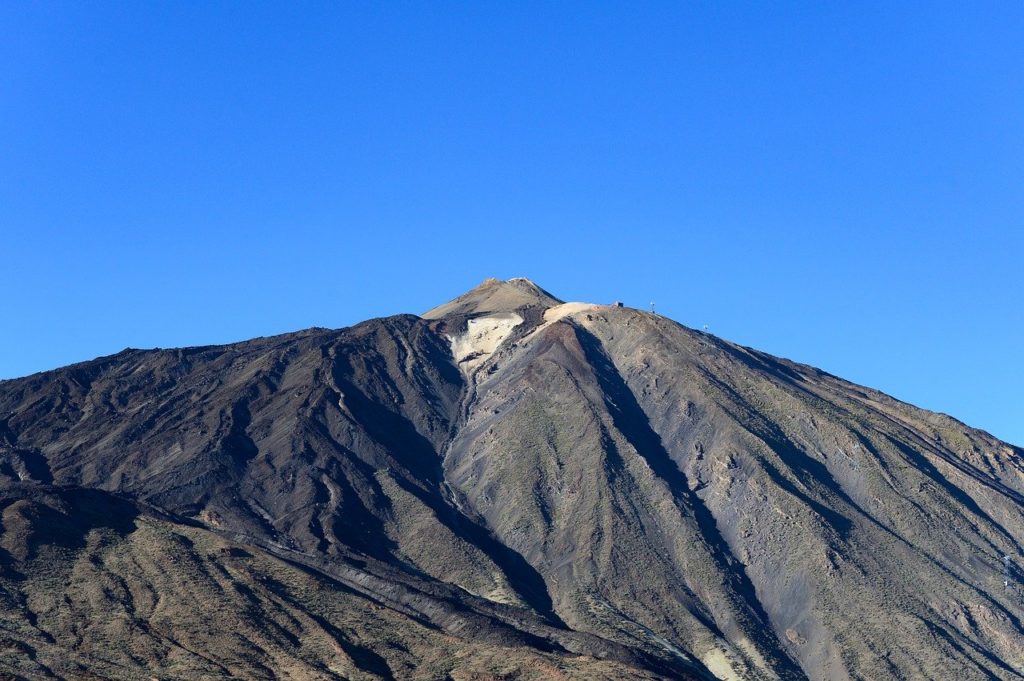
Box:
[2, 3, 1022, 445]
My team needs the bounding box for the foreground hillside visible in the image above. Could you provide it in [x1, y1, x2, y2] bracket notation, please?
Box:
[1, 278, 1022, 680]
[0, 485, 667, 680]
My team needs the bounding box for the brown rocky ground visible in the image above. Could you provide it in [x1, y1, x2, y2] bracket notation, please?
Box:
[1, 278, 1022, 680]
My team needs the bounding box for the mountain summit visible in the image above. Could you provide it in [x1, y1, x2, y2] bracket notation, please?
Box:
[1, 280, 1022, 680]
[422, 277, 563, 318]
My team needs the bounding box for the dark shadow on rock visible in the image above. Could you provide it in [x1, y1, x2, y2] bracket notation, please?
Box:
[326, 452, 401, 561]
[696, 370, 855, 538]
[221, 399, 259, 466]
[390, 473, 565, 628]
[886, 436, 1023, 552]
[0, 486, 140, 562]
[262, 574, 397, 679]
[573, 324, 807, 680]
[329, 358, 563, 626]
[0, 448, 53, 485]
[19, 450, 53, 484]
[0, 416, 16, 446]
[922, 617, 1009, 680]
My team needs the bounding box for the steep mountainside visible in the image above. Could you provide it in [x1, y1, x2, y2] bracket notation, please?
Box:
[1, 277, 1022, 680]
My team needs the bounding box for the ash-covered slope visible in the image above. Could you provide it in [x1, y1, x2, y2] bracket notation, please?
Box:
[1, 278, 1023, 680]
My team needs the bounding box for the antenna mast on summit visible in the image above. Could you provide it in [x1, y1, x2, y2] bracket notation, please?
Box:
[650, 301, 656, 314]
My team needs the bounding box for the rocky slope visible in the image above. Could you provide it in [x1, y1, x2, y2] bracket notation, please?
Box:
[1, 277, 1022, 680]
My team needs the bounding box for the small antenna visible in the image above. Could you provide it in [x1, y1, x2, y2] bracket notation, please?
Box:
[650, 301, 656, 314]
[703, 324, 709, 332]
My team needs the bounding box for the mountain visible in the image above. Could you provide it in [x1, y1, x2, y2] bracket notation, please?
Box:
[1, 277, 1022, 680]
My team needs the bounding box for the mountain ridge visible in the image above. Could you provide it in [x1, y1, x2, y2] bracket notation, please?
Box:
[1, 278, 1022, 680]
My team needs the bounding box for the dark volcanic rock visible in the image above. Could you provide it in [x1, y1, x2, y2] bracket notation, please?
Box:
[1, 277, 1022, 680]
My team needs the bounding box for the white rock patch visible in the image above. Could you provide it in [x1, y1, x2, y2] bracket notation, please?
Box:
[702, 649, 745, 681]
[519, 302, 604, 344]
[543, 302, 602, 324]
[449, 312, 523, 376]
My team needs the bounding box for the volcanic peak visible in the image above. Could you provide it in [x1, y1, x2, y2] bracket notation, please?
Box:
[422, 277, 563, 319]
